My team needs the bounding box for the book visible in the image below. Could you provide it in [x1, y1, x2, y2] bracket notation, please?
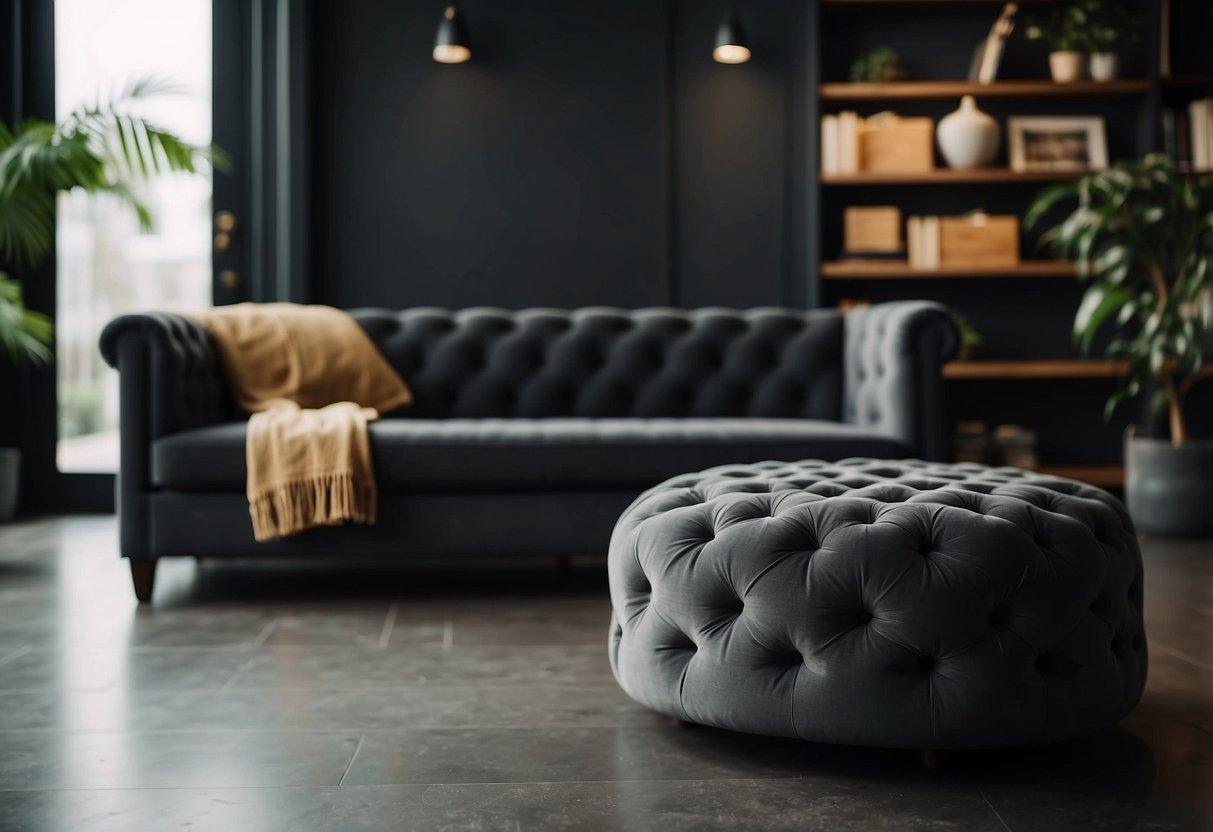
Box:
[821, 114, 840, 174]
[839, 111, 859, 175]
[907, 216, 923, 269]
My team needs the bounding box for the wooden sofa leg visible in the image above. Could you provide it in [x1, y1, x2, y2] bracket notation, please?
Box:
[129, 559, 157, 604]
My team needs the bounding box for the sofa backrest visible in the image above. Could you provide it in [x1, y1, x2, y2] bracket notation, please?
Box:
[350, 307, 845, 420]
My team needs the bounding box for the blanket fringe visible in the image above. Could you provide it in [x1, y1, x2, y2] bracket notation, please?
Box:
[249, 471, 377, 542]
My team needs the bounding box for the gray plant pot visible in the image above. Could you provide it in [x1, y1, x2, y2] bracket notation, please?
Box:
[1125, 431, 1213, 537]
[0, 448, 19, 524]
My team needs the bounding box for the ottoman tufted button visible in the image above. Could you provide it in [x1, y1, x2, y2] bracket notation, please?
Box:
[608, 457, 1146, 749]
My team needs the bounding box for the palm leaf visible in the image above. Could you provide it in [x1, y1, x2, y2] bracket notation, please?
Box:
[0, 272, 52, 365]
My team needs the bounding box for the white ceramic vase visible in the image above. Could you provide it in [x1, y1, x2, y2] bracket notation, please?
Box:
[1049, 51, 1086, 83]
[1090, 53, 1120, 82]
[937, 96, 1000, 169]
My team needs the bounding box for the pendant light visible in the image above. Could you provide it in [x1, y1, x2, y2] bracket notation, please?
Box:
[713, 0, 751, 65]
[433, 5, 472, 64]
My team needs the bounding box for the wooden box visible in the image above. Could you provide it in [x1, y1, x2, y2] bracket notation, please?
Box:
[939, 214, 1020, 267]
[859, 116, 934, 173]
[844, 206, 903, 253]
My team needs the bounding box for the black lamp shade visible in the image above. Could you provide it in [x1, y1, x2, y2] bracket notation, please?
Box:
[713, 10, 751, 64]
[434, 5, 472, 64]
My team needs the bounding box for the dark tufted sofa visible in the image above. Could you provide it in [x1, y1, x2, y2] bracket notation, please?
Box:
[99, 301, 957, 601]
[608, 459, 1147, 750]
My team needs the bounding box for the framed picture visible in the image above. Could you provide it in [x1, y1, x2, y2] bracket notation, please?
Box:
[1007, 117, 1109, 173]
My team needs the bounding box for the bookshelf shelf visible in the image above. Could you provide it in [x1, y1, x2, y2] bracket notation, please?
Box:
[821, 169, 1080, 185]
[820, 0, 1054, 5]
[943, 360, 1126, 380]
[1032, 465, 1125, 488]
[819, 80, 1151, 101]
[821, 260, 1075, 279]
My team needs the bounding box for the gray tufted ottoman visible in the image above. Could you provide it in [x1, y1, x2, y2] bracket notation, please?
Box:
[608, 459, 1147, 751]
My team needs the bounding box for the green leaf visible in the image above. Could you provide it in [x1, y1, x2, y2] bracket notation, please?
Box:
[1073, 283, 1131, 352]
[0, 272, 52, 366]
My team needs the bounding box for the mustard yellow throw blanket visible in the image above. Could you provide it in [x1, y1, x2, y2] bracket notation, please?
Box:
[196, 304, 412, 542]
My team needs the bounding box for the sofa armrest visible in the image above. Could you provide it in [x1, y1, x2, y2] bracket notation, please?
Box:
[99, 312, 235, 558]
[843, 301, 959, 461]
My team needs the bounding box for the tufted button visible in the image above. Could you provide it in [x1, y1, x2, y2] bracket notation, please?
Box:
[988, 610, 1003, 626]
[855, 610, 872, 625]
[918, 656, 935, 671]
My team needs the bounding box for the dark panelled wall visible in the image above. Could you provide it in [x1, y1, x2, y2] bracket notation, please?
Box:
[310, 0, 808, 311]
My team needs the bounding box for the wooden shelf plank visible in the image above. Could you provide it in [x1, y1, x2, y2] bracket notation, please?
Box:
[821, 260, 1075, 279]
[945, 360, 1213, 379]
[1032, 465, 1125, 488]
[943, 360, 1125, 379]
[820, 80, 1151, 101]
[821, 169, 1080, 185]
[821, 0, 1054, 4]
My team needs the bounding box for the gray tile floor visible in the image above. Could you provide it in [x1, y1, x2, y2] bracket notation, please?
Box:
[0, 516, 1209, 831]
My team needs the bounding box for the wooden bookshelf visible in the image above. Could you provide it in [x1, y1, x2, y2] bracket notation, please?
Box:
[821, 260, 1075, 279]
[943, 360, 1126, 380]
[820, 0, 1054, 5]
[1032, 465, 1125, 488]
[820, 80, 1151, 101]
[821, 169, 1081, 185]
[945, 359, 1213, 379]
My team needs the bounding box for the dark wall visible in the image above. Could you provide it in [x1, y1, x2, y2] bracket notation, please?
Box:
[310, 0, 808, 311]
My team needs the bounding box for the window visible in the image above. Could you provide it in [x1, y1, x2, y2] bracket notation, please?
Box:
[55, 0, 213, 473]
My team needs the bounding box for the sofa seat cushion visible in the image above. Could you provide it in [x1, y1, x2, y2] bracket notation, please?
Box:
[151, 418, 910, 492]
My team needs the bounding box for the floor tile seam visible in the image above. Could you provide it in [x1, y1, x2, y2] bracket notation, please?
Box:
[337, 733, 366, 786]
[980, 790, 1015, 832]
[0, 721, 656, 734]
[0, 776, 811, 795]
[377, 604, 400, 649]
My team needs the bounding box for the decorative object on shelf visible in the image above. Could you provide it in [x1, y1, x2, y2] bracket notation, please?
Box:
[1024, 3, 1091, 83]
[1047, 51, 1086, 84]
[858, 112, 934, 174]
[713, 0, 750, 65]
[952, 420, 990, 463]
[822, 111, 933, 175]
[950, 313, 985, 361]
[849, 47, 906, 84]
[937, 96, 1000, 169]
[1185, 98, 1213, 171]
[909, 212, 1018, 269]
[1026, 153, 1213, 536]
[1089, 54, 1119, 83]
[1083, 0, 1138, 83]
[843, 206, 903, 257]
[1007, 116, 1107, 172]
[968, 3, 1018, 84]
[433, 4, 472, 64]
[0, 77, 217, 523]
[940, 213, 1019, 267]
[993, 424, 1040, 469]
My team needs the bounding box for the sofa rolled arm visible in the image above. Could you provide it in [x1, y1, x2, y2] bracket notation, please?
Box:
[100, 312, 235, 560]
[843, 301, 959, 460]
[100, 312, 235, 440]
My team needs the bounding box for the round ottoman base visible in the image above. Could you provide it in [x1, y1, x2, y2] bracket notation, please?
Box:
[608, 459, 1146, 750]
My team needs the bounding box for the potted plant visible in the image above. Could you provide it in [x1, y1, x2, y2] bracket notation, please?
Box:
[0, 78, 217, 522]
[1080, 0, 1138, 82]
[1027, 154, 1213, 536]
[850, 47, 907, 84]
[1024, 3, 1091, 83]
